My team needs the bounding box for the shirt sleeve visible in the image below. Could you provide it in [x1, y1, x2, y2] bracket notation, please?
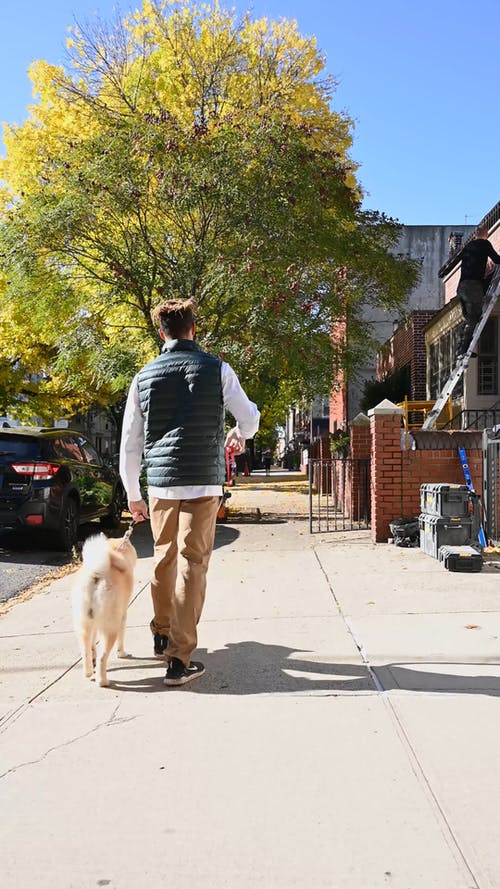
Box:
[487, 241, 500, 264]
[221, 362, 260, 440]
[119, 374, 145, 502]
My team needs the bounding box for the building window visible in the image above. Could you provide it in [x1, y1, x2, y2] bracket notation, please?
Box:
[478, 317, 498, 396]
[429, 342, 439, 399]
[451, 326, 464, 397]
[438, 331, 452, 392]
[429, 329, 464, 400]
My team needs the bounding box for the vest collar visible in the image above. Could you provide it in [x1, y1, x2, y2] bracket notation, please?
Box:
[161, 338, 202, 354]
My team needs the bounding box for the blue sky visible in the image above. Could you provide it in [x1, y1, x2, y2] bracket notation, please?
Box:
[1, 0, 498, 226]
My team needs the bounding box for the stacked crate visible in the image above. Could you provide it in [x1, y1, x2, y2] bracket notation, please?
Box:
[419, 483, 481, 559]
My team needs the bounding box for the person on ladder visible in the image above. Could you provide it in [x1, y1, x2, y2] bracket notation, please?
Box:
[456, 223, 500, 361]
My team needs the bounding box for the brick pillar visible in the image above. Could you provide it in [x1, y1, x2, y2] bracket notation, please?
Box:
[369, 399, 403, 543]
[349, 413, 371, 521]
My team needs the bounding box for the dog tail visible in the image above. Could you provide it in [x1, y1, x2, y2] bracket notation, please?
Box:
[81, 533, 111, 576]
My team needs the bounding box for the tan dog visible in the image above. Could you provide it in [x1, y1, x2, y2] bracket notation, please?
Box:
[72, 531, 137, 687]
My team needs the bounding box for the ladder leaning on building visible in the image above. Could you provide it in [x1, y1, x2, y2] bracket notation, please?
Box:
[422, 265, 500, 431]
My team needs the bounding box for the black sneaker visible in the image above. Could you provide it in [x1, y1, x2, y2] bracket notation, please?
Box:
[153, 633, 168, 658]
[163, 657, 205, 686]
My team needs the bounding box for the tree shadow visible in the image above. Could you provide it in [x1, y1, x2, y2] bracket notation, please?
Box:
[120, 520, 240, 560]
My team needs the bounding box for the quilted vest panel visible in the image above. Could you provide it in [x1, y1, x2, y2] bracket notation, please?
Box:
[137, 340, 224, 487]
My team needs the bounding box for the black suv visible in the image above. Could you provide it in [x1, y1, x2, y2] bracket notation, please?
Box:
[0, 427, 124, 549]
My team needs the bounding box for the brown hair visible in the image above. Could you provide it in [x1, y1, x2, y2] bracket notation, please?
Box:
[151, 299, 196, 338]
[476, 224, 489, 238]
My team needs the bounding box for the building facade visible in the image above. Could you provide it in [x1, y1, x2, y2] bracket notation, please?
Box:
[425, 200, 500, 424]
[329, 223, 475, 430]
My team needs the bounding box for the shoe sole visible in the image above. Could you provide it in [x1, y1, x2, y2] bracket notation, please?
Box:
[163, 667, 205, 687]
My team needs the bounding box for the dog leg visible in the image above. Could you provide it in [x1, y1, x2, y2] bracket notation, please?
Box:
[80, 631, 94, 679]
[116, 615, 129, 659]
[97, 632, 117, 687]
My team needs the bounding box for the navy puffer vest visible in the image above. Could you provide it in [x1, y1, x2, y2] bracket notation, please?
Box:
[137, 339, 225, 487]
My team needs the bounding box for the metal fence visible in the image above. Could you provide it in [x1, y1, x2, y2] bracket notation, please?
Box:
[483, 430, 500, 544]
[308, 457, 371, 534]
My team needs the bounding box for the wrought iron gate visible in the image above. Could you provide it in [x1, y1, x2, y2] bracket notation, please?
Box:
[308, 457, 371, 533]
[483, 429, 500, 544]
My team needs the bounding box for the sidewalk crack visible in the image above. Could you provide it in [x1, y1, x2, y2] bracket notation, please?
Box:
[0, 704, 140, 781]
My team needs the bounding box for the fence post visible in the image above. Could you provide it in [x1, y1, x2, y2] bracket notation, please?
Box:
[368, 399, 404, 543]
[349, 413, 371, 521]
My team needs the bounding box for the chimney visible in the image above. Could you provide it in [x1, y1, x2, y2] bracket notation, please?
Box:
[448, 231, 463, 256]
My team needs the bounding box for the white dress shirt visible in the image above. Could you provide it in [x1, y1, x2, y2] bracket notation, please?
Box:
[119, 361, 260, 501]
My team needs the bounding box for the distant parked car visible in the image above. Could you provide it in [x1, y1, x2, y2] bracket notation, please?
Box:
[0, 427, 124, 549]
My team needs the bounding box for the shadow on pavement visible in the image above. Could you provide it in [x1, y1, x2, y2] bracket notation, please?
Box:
[106, 643, 500, 696]
[107, 641, 374, 694]
[120, 520, 241, 560]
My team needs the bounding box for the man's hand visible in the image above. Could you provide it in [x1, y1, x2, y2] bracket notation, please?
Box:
[128, 499, 149, 523]
[224, 427, 246, 455]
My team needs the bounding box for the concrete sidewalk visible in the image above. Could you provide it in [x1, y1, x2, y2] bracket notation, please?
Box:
[1, 513, 500, 889]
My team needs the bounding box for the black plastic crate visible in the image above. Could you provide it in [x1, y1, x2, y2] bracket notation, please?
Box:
[420, 483, 479, 519]
[438, 545, 483, 572]
[419, 514, 476, 559]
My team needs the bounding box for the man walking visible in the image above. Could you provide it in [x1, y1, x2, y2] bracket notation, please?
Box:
[120, 299, 260, 686]
[456, 224, 500, 359]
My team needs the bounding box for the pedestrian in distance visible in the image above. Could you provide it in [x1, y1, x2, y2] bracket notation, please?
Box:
[456, 223, 500, 360]
[119, 298, 260, 686]
[263, 448, 272, 476]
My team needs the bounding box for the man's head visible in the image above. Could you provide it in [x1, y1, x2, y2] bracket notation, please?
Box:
[476, 224, 489, 239]
[151, 298, 196, 341]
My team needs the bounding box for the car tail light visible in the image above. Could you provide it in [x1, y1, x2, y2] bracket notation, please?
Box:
[11, 462, 60, 480]
[26, 515, 44, 525]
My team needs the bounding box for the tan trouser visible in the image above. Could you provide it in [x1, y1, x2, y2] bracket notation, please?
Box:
[149, 495, 219, 666]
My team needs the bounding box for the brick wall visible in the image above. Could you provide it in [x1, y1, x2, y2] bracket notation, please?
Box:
[365, 401, 483, 542]
[329, 317, 348, 430]
[410, 312, 436, 401]
[377, 311, 436, 401]
[400, 448, 482, 518]
[369, 405, 404, 542]
[347, 416, 371, 520]
[329, 379, 347, 432]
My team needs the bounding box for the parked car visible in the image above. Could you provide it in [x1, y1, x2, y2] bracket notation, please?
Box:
[0, 427, 124, 549]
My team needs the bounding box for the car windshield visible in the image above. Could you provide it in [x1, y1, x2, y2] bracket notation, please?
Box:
[0, 435, 43, 462]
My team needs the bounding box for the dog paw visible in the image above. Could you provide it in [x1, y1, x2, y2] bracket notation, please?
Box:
[117, 650, 131, 659]
[85, 669, 94, 678]
[98, 678, 109, 688]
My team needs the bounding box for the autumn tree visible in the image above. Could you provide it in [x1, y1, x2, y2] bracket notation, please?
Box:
[0, 0, 418, 424]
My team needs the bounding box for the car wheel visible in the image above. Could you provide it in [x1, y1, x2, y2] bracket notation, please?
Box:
[55, 497, 79, 550]
[100, 488, 123, 529]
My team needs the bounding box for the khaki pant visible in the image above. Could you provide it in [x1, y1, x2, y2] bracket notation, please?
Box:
[149, 495, 219, 666]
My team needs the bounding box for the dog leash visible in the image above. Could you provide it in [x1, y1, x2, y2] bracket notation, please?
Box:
[117, 521, 136, 550]
[117, 511, 150, 549]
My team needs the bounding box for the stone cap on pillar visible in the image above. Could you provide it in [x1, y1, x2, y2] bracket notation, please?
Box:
[368, 399, 403, 417]
[350, 412, 370, 426]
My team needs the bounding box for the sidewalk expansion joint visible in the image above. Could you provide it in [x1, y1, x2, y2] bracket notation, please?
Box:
[312, 546, 481, 889]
